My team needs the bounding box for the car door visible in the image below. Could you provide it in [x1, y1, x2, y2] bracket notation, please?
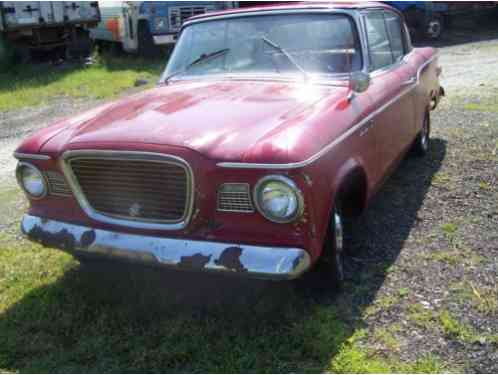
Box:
[363, 10, 414, 186]
[384, 10, 417, 147]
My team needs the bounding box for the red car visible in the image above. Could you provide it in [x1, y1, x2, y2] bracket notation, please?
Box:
[15, 2, 444, 288]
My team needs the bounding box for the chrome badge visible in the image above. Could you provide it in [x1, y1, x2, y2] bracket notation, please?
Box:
[129, 203, 142, 218]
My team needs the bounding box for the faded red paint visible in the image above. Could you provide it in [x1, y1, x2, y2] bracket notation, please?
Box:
[16, 2, 444, 266]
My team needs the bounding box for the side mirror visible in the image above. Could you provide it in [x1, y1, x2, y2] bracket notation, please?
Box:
[350, 71, 370, 94]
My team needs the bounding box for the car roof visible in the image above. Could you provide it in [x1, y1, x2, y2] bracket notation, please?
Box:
[187, 1, 396, 23]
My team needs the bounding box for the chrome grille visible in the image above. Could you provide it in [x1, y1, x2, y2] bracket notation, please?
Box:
[169, 6, 211, 31]
[45, 171, 72, 196]
[217, 183, 254, 213]
[66, 154, 192, 226]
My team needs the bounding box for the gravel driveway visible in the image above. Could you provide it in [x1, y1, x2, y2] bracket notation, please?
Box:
[0, 24, 497, 373]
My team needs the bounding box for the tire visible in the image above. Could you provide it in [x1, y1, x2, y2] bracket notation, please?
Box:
[68, 29, 92, 60]
[297, 205, 345, 291]
[137, 22, 157, 58]
[0, 35, 15, 71]
[426, 15, 444, 40]
[412, 112, 431, 157]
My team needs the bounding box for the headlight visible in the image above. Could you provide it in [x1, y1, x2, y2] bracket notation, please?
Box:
[253, 175, 304, 223]
[16, 162, 47, 199]
[154, 17, 167, 30]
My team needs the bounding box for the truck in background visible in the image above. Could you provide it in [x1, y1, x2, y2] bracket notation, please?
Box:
[0, 1, 100, 69]
[386, 1, 498, 40]
[90, 1, 236, 56]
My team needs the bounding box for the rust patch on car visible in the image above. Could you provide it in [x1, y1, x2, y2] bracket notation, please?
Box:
[215, 246, 247, 273]
[28, 225, 76, 251]
[178, 253, 211, 270]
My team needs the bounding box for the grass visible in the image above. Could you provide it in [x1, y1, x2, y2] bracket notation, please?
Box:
[439, 310, 480, 343]
[450, 282, 498, 316]
[0, 53, 165, 112]
[408, 303, 437, 329]
[421, 248, 483, 267]
[464, 101, 498, 113]
[0, 225, 453, 373]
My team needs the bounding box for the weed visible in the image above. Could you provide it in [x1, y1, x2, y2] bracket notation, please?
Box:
[363, 294, 399, 318]
[441, 223, 458, 237]
[439, 310, 482, 344]
[398, 288, 409, 298]
[408, 304, 437, 329]
[373, 326, 401, 352]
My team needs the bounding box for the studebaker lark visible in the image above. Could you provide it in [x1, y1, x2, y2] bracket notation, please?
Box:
[15, 2, 444, 288]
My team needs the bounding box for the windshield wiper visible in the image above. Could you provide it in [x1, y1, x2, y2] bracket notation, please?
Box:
[262, 36, 309, 81]
[162, 48, 230, 84]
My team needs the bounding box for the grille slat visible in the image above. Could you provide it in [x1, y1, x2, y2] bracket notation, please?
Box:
[45, 171, 72, 196]
[69, 157, 190, 223]
[75, 177, 187, 189]
[217, 183, 254, 213]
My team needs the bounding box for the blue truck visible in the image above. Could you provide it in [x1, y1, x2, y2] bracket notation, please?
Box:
[90, 1, 236, 56]
[386, 1, 497, 40]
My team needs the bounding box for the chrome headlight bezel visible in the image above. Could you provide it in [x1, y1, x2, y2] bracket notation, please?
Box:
[16, 162, 47, 200]
[253, 175, 304, 224]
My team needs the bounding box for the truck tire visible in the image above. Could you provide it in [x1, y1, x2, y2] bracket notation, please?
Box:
[68, 29, 92, 59]
[426, 15, 444, 40]
[0, 35, 15, 71]
[137, 21, 157, 58]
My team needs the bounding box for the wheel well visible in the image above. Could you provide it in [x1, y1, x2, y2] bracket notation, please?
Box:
[335, 167, 368, 218]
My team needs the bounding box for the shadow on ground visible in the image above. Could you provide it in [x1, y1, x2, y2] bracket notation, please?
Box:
[0, 140, 447, 373]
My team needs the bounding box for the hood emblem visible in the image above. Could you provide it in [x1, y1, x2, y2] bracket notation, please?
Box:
[129, 203, 142, 218]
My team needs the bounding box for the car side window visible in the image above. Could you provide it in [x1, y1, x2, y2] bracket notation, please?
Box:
[364, 11, 394, 71]
[383, 10, 405, 62]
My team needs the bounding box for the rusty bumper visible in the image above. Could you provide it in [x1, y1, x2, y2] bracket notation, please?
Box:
[21, 215, 311, 280]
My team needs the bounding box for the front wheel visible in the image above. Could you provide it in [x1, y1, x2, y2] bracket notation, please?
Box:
[323, 209, 345, 288]
[297, 206, 345, 291]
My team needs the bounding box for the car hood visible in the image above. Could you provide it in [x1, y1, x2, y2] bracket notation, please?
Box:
[44, 80, 348, 163]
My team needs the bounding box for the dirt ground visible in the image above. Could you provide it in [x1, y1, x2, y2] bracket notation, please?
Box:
[0, 22, 497, 373]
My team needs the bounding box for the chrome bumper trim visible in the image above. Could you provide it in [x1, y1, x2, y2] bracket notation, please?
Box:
[21, 215, 311, 280]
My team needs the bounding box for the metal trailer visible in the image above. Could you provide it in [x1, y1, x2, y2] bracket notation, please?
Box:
[90, 1, 236, 56]
[0, 1, 100, 68]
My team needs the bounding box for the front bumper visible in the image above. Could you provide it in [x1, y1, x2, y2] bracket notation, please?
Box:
[153, 34, 176, 45]
[21, 215, 311, 280]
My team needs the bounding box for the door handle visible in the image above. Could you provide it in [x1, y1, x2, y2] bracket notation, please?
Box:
[401, 77, 417, 86]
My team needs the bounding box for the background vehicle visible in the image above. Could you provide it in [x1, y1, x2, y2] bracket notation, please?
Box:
[0, 1, 100, 69]
[386, 1, 497, 40]
[90, 1, 236, 56]
[237, 1, 498, 41]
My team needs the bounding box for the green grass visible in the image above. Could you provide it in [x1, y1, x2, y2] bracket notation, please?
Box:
[464, 101, 498, 113]
[0, 225, 452, 373]
[0, 53, 164, 112]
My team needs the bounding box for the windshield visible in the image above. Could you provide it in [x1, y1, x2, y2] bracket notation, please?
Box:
[163, 13, 362, 81]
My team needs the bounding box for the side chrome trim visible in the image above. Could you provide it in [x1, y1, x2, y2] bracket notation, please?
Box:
[13, 152, 51, 161]
[217, 53, 439, 170]
[21, 215, 311, 280]
[60, 150, 195, 231]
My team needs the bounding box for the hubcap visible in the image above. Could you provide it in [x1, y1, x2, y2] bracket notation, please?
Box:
[334, 211, 344, 281]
